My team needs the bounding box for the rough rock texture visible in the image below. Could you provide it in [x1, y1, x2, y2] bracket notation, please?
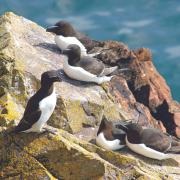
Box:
[0, 12, 180, 179]
[1, 129, 180, 180]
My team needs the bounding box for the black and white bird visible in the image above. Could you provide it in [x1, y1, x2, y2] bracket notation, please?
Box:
[96, 117, 131, 150]
[61, 44, 118, 84]
[14, 70, 62, 133]
[116, 123, 180, 160]
[46, 21, 102, 57]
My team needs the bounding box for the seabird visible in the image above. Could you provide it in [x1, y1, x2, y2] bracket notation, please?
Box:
[96, 117, 131, 150]
[14, 70, 62, 133]
[61, 44, 118, 84]
[116, 123, 180, 160]
[46, 21, 102, 56]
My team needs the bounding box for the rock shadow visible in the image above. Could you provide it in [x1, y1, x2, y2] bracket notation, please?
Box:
[34, 42, 61, 55]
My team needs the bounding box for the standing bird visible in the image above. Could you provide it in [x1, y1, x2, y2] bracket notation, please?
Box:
[61, 44, 118, 84]
[46, 21, 102, 56]
[116, 123, 180, 160]
[96, 117, 131, 150]
[14, 70, 62, 134]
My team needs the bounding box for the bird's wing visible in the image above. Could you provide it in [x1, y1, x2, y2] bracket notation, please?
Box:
[141, 128, 171, 152]
[112, 128, 126, 144]
[14, 95, 41, 132]
[14, 109, 41, 132]
[99, 66, 118, 76]
[76, 56, 104, 76]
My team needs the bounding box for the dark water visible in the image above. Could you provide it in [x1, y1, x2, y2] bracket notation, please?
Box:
[0, 0, 180, 102]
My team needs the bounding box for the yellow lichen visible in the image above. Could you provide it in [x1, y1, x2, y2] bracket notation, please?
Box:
[0, 93, 20, 122]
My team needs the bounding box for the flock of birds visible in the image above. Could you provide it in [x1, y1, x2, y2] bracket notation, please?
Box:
[13, 21, 180, 160]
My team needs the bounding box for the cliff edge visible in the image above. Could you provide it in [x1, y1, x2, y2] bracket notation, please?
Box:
[0, 12, 179, 179]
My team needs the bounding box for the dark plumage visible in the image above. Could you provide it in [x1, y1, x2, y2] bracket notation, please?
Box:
[97, 117, 130, 142]
[117, 123, 180, 154]
[62, 44, 118, 76]
[14, 70, 62, 133]
[96, 116, 132, 150]
[46, 20, 103, 51]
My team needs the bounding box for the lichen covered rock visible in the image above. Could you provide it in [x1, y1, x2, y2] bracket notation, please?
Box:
[1, 129, 179, 179]
[0, 12, 180, 179]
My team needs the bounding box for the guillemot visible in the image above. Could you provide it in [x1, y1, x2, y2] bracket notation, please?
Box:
[14, 70, 62, 133]
[46, 21, 102, 56]
[117, 123, 180, 160]
[61, 44, 118, 84]
[96, 117, 131, 150]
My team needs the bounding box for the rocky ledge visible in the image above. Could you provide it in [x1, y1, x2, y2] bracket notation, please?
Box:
[0, 12, 180, 179]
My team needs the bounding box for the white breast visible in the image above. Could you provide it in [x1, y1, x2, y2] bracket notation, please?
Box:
[55, 35, 87, 56]
[125, 136, 172, 160]
[96, 132, 125, 150]
[63, 57, 112, 84]
[24, 88, 57, 132]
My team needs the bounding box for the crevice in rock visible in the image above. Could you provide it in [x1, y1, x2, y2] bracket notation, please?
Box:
[128, 83, 150, 107]
[151, 100, 176, 136]
[128, 82, 176, 135]
[11, 137, 59, 179]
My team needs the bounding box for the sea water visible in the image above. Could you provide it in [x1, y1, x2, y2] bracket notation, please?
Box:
[0, 0, 179, 102]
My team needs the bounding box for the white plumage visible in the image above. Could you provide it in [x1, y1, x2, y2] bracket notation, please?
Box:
[96, 132, 125, 151]
[63, 56, 113, 84]
[125, 136, 174, 160]
[23, 88, 57, 133]
[55, 35, 87, 56]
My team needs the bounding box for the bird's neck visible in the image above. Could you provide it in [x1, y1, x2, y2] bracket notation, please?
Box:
[127, 129, 142, 144]
[68, 56, 80, 66]
[39, 82, 54, 97]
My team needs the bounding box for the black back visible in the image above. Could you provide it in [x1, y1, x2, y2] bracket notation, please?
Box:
[47, 20, 103, 51]
[63, 44, 105, 76]
[97, 117, 127, 143]
[124, 123, 172, 152]
[141, 128, 172, 152]
[14, 70, 61, 132]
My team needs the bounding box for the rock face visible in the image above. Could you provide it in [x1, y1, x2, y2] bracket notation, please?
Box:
[0, 12, 180, 179]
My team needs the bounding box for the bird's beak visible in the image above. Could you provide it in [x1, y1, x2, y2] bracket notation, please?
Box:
[61, 49, 71, 55]
[46, 25, 59, 32]
[56, 69, 63, 81]
[113, 121, 130, 131]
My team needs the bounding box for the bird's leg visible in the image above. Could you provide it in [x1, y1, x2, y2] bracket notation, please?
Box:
[41, 125, 58, 135]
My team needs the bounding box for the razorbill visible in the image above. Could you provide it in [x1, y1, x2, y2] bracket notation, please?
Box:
[61, 44, 117, 84]
[14, 70, 62, 133]
[96, 117, 131, 150]
[46, 21, 102, 56]
[116, 123, 180, 160]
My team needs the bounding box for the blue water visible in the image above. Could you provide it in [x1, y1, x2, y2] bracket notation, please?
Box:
[0, 0, 180, 102]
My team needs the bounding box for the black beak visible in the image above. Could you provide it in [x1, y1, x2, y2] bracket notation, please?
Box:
[113, 120, 132, 132]
[56, 69, 63, 81]
[46, 25, 59, 32]
[61, 49, 71, 55]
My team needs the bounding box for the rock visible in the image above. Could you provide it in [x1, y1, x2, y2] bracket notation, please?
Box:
[1, 129, 179, 179]
[0, 12, 180, 179]
[0, 12, 122, 134]
[93, 44, 180, 137]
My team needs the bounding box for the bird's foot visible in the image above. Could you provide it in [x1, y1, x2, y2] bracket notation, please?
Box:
[87, 52, 100, 57]
[98, 75, 114, 84]
[42, 126, 58, 135]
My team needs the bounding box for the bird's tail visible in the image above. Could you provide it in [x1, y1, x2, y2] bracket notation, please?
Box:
[167, 146, 180, 154]
[166, 153, 180, 162]
[99, 66, 118, 76]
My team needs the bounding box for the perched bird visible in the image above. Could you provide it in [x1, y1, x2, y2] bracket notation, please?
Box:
[116, 123, 180, 160]
[46, 21, 102, 56]
[14, 70, 62, 134]
[96, 117, 131, 150]
[61, 44, 118, 84]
